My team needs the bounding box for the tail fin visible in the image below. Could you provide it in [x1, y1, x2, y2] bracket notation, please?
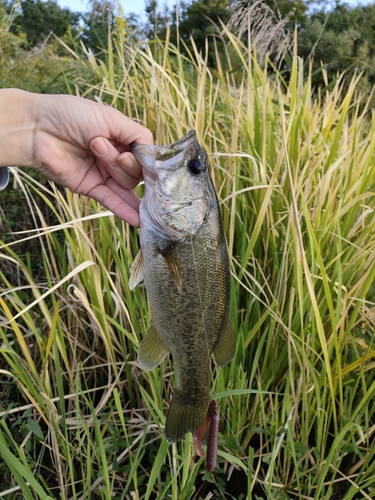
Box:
[165, 388, 211, 443]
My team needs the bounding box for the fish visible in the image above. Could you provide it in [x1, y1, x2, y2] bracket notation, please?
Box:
[129, 130, 235, 443]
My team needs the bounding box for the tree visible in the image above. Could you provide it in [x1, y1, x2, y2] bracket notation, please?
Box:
[298, 1, 375, 95]
[0, 0, 79, 93]
[143, 0, 170, 41]
[170, 0, 232, 66]
[260, 0, 309, 26]
[80, 0, 116, 54]
[11, 0, 79, 47]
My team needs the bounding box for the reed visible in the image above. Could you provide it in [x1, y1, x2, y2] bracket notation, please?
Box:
[1, 19, 375, 499]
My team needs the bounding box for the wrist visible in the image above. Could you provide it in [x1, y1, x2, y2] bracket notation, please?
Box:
[0, 89, 37, 168]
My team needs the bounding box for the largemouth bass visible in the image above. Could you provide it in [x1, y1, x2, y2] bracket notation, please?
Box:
[130, 130, 235, 442]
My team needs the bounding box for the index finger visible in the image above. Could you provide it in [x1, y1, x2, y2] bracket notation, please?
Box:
[130, 123, 154, 145]
[108, 111, 154, 147]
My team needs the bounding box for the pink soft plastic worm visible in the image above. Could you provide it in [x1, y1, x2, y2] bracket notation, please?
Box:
[206, 402, 219, 471]
[193, 400, 219, 471]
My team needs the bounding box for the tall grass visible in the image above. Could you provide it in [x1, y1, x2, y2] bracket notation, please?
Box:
[1, 21, 375, 499]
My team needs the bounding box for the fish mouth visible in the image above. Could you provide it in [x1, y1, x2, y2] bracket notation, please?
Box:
[151, 130, 196, 161]
[130, 130, 197, 167]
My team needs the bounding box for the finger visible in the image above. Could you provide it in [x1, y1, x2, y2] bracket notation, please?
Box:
[85, 182, 140, 227]
[90, 137, 140, 189]
[131, 125, 154, 145]
[105, 178, 141, 213]
[109, 114, 154, 146]
[117, 152, 143, 180]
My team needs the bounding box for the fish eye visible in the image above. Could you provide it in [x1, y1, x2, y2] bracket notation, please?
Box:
[188, 158, 204, 175]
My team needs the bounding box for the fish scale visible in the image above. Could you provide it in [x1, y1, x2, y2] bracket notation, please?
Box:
[130, 130, 235, 442]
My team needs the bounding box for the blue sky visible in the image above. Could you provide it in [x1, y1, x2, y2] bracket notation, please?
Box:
[56, 0, 375, 15]
[56, 0, 174, 15]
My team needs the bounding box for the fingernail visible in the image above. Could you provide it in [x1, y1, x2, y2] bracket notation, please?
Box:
[91, 137, 108, 156]
[117, 152, 132, 168]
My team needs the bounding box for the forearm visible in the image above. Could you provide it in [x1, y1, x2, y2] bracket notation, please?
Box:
[0, 89, 36, 168]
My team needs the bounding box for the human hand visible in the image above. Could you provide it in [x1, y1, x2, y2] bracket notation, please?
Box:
[0, 90, 153, 226]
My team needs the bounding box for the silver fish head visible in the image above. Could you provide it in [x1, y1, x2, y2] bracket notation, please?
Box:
[131, 130, 213, 240]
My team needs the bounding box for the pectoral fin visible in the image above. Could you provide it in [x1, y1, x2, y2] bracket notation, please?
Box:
[160, 246, 182, 293]
[129, 249, 144, 290]
[138, 323, 169, 371]
[213, 315, 235, 367]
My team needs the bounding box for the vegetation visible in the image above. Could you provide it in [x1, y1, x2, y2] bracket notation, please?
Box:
[4, 0, 375, 95]
[10, 0, 79, 48]
[0, 1, 74, 93]
[1, 1, 375, 499]
[138, 0, 375, 100]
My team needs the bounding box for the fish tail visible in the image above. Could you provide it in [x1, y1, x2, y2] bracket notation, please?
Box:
[165, 389, 211, 443]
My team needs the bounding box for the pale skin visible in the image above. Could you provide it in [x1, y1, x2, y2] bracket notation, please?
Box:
[0, 89, 153, 227]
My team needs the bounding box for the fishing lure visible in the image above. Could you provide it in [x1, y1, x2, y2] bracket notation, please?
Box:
[194, 400, 219, 472]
